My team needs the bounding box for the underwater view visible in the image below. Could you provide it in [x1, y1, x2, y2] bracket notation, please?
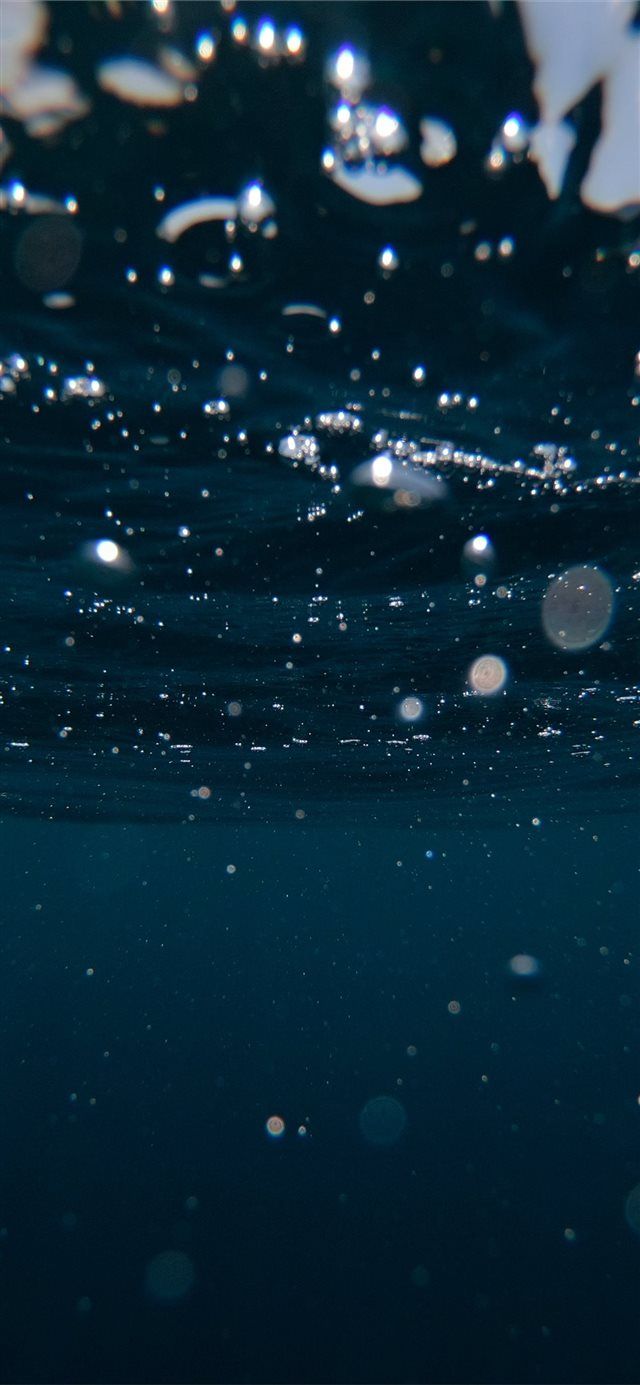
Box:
[0, 1, 639, 1381]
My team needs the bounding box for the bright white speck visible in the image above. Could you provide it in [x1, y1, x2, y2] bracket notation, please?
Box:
[371, 455, 393, 485]
[231, 19, 248, 43]
[196, 33, 215, 62]
[237, 182, 275, 225]
[285, 27, 303, 55]
[502, 113, 529, 152]
[257, 21, 276, 52]
[336, 48, 354, 81]
[96, 540, 120, 565]
[468, 655, 508, 695]
[378, 246, 399, 272]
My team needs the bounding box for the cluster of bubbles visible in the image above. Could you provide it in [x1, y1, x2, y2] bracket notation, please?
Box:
[229, 15, 306, 63]
[320, 48, 458, 210]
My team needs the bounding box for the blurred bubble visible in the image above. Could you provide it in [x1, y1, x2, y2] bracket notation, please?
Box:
[398, 696, 424, 722]
[624, 1183, 640, 1235]
[507, 953, 542, 981]
[144, 1250, 195, 1303]
[256, 20, 276, 54]
[542, 565, 614, 651]
[468, 655, 508, 695]
[419, 117, 457, 167]
[359, 1095, 407, 1146]
[378, 245, 399, 273]
[463, 533, 495, 575]
[14, 214, 83, 293]
[265, 1114, 285, 1138]
[237, 182, 275, 227]
[501, 112, 529, 153]
[217, 364, 249, 399]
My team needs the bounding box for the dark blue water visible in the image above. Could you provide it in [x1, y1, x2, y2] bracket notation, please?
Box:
[0, 3, 639, 1382]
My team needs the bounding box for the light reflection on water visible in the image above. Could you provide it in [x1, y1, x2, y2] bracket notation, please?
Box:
[0, 2, 638, 825]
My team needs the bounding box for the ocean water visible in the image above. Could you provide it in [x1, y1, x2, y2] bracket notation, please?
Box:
[0, 3, 639, 1383]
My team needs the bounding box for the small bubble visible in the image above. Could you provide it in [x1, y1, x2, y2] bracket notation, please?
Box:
[377, 246, 399, 273]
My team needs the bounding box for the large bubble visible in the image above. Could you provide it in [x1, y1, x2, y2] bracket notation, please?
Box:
[542, 565, 614, 652]
[144, 1250, 195, 1303]
[358, 1095, 407, 1146]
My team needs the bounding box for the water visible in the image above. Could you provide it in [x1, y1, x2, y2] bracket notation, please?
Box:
[0, 3, 639, 1382]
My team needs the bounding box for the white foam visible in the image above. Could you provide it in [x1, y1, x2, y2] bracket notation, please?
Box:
[581, 31, 640, 212]
[518, 0, 634, 124]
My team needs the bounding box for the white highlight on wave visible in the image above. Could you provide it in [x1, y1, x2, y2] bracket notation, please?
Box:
[517, 0, 640, 211]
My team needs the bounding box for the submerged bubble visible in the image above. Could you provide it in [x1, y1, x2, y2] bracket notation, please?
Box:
[237, 182, 275, 226]
[501, 112, 529, 153]
[144, 1250, 195, 1303]
[468, 655, 508, 695]
[463, 533, 495, 574]
[507, 954, 542, 981]
[541, 565, 614, 652]
[359, 1096, 407, 1146]
[265, 1114, 286, 1138]
[398, 696, 424, 722]
[14, 214, 83, 293]
[625, 1184, 640, 1236]
[351, 454, 447, 507]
